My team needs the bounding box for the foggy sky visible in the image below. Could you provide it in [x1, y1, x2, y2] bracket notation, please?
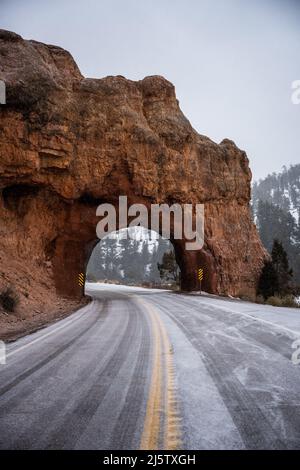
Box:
[1, 0, 299, 180]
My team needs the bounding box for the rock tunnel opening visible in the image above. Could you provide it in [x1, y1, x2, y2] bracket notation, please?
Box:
[44, 190, 220, 299]
[50, 217, 217, 299]
[85, 227, 181, 289]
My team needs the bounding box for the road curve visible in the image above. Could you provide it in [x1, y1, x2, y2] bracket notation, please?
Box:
[1, 283, 300, 450]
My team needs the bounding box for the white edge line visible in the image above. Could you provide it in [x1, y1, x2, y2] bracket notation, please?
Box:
[185, 297, 300, 338]
[6, 302, 94, 359]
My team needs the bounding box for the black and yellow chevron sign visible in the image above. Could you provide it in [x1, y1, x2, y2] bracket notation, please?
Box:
[197, 268, 204, 281]
[78, 272, 85, 287]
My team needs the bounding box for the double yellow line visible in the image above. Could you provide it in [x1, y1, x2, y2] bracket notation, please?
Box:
[136, 297, 181, 450]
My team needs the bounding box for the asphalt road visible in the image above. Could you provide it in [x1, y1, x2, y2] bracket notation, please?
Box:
[1, 283, 300, 450]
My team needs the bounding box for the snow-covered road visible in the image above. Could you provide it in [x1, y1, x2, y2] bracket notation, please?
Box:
[1, 283, 300, 449]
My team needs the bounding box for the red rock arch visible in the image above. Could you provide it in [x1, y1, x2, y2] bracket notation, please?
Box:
[0, 30, 267, 309]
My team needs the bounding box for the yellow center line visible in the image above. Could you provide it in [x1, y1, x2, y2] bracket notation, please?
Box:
[136, 296, 182, 450]
[139, 300, 162, 450]
[156, 312, 182, 450]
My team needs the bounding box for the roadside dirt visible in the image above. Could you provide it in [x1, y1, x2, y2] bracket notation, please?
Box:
[0, 245, 89, 342]
[0, 298, 88, 342]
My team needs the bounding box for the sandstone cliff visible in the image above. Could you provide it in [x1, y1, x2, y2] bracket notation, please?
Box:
[0, 30, 267, 336]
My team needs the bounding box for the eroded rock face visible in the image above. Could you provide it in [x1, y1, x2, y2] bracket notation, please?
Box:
[0, 29, 267, 306]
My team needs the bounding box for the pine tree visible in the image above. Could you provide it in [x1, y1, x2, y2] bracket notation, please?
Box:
[271, 239, 293, 295]
[157, 250, 179, 284]
[256, 200, 296, 252]
[252, 164, 300, 284]
[257, 260, 279, 299]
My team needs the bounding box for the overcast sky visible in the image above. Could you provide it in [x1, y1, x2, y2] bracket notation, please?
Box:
[1, 0, 299, 180]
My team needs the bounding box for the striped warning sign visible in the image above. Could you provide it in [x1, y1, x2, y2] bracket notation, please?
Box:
[197, 268, 203, 281]
[78, 272, 85, 286]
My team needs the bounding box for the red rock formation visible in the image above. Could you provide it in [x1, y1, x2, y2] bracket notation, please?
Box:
[0, 29, 267, 318]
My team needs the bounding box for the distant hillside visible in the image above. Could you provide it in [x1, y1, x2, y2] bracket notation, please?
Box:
[252, 164, 300, 222]
[252, 164, 300, 283]
[86, 227, 177, 285]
